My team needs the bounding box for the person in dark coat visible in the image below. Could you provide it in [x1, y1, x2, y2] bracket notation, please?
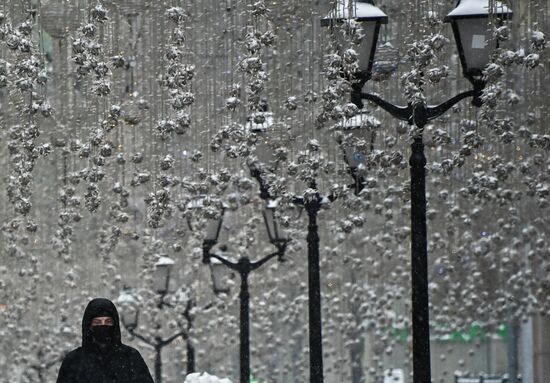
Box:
[56, 297, 154, 383]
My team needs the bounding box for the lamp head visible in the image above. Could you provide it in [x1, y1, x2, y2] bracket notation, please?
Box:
[262, 199, 286, 246]
[321, 0, 388, 82]
[445, 0, 512, 83]
[209, 250, 231, 295]
[153, 256, 175, 295]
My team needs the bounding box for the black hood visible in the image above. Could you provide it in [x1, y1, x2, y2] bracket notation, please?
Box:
[82, 298, 122, 348]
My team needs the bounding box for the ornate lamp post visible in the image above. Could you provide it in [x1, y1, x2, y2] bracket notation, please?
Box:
[202, 202, 287, 383]
[321, 1, 512, 383]
[117, 259, 195, 383]
[245, 6, 386, 382]
[247, 109, 365, 382]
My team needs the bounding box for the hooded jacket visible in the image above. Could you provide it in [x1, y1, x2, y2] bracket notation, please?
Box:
[56, 298, 154, 383]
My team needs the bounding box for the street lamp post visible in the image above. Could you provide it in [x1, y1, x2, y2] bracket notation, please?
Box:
[247, 109, 359, 383]
[321, 1, 512, 383]
[249, 170, 333, 383]
[118, 259, 195, 383]
[202, 202, 287, 383]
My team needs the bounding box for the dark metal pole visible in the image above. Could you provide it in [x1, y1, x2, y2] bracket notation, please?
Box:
[409, 135, 431, 383]
[507, 319, 519, 383]
[187, 337, 195, 374]
[240, 270, 251, 383]
[306, 193, 324, 383]
[184, 300, 196, 374]
[154, 344, 162, 383]
[206, 250, 283, 383]
[355, 85, 482, 383]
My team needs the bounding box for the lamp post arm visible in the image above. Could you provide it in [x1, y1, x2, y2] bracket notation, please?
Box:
[208, 253, 240, 272]
[425, 89, 477, 121]
[161, 300, 175, 308]
[359, 92, 411, 121]
[293, 194, 336, 207]
[160, 331, 187, 347]
[249, 249, 283, 272]
[127, 328, 155, 347]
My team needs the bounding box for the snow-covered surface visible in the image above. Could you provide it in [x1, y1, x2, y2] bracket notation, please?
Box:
[447, 0, 512, 17]
[209, 256, 223, 264]
[323, 0, 388, 21]
[339, 112, 381, 130]
[184, 372, 232, 383]
[155, 256, 175, 267]
[187, 195, 206, 209]
[211, 250, 236, 264]
[383, 368, 405, 383]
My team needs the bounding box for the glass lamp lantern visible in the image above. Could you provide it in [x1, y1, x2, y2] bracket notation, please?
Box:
[445, 0, 513, 82]
[263, 200, 286, 246]
[205, 208, 224, 244]
[116, 291, 139, 330]
[123, 307, 139, 331]
[321, 0, 388, 80]
[185, 196, 203, 231]
[246, 111, 278, 171]
[209, 255, 231, 295]
[337, 112, 375, 175]
[153, 256, 175, 295]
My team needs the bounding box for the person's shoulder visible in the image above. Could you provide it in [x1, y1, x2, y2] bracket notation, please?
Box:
[62, 347, 84, 362]
[118, 343, 144, 357]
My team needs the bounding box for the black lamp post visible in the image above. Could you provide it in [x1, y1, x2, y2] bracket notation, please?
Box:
[249, 144, 334, 383]
[321, 1, 512, 383]
[118, 261, 196, 383]
[202, 202, 287, 383]
[247, 105, 373, 383]
[273, 7, 387, 380]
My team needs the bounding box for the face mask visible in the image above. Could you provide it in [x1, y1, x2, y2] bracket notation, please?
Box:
[91, 325, 115, 345]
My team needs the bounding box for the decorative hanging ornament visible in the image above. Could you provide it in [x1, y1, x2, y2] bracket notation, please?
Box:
[40, 0, 80, 39]
[122, 98, 148, 125]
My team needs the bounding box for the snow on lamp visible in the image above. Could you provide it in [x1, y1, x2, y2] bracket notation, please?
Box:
[445, 0, 513, 83]
[321, 0, 388, 81]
